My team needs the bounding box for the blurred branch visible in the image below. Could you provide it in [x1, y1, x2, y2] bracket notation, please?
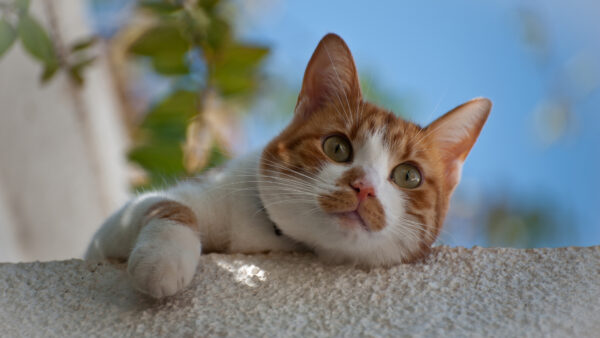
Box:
[108, 0, 270, 189]
[41, 0, 110, 214]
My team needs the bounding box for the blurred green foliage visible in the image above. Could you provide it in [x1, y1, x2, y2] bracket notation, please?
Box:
[125, 0, 269, 189]
[129, 90, 196, 181]
[0, 0, 268, 190]
[0, 0, 96, 84]
[486, 203, 561, 248]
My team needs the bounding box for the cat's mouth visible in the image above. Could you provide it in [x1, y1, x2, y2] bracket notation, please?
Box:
[334, 210, 371, 232]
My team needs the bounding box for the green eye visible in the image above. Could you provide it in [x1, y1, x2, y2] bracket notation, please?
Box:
[392, 163, 422, 189]
[323, 135, 352, 162]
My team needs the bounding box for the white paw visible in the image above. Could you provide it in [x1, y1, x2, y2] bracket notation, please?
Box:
[127, 220, 201, 298]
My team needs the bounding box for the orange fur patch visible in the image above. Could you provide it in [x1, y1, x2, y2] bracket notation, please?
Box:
[142, 200, 199, 232]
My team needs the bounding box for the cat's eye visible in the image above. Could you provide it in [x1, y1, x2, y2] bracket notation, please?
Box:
[391, 163, 422, 189]
[323, 135, 352, 162]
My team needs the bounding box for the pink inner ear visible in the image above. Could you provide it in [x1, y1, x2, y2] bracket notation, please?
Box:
[295, 34, 362, 117]
[444, 159, 464, 193]
[425, 98, 492, 190]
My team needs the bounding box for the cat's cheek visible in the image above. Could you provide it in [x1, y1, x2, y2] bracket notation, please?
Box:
[127, 219, 201, 298]
[315, 162, 347, 188]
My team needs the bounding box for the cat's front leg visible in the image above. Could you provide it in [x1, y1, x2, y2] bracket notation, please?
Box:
[127, 200, 201, 298]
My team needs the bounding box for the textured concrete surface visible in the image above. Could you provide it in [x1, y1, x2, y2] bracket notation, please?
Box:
[1, 246, 599, 337]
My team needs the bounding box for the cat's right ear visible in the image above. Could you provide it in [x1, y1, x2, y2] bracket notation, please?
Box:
[425, 98, 492, 192]
[294, 33, 362, 118]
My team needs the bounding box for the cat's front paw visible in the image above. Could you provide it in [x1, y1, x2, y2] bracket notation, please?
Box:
[127, 221, 201, 298]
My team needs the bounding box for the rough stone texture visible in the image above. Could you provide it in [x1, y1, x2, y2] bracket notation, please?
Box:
[1, 246, 599, 337]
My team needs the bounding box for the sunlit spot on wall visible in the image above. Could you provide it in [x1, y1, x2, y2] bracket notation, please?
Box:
[216, 260, 267, 287]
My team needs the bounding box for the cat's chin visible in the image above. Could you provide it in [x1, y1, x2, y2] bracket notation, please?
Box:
[263, 201, 418, 267]
[334, 211, 371, 232]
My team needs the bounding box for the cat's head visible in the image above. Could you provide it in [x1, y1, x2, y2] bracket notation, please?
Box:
[259, 33, 491, 266]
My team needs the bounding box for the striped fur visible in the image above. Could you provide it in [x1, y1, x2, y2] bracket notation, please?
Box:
[142, 200, 198, 232]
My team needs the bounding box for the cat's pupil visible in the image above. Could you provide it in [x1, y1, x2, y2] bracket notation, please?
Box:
[335, 144, 341, 153]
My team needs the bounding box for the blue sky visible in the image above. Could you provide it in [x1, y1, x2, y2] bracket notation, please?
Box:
[236, 0, 600, 246]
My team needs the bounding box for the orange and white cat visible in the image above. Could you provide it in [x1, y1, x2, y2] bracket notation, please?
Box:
[85, 33, 491, 298]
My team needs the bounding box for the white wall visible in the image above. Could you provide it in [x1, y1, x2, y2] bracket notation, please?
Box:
[0, 0, 129, 262]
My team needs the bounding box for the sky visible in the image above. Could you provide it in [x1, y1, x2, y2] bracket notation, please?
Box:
[235, 0, 600, 246]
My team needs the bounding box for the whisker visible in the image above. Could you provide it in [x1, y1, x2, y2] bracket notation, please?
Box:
[252, 198, 316, 217]
[260, 155, 330, 184]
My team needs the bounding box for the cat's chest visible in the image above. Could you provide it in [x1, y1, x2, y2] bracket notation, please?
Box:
[192, 152, 304, 254]
[224, 181, 303, 254]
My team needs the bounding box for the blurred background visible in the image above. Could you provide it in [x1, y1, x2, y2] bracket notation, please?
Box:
[0, 0, 598, 262]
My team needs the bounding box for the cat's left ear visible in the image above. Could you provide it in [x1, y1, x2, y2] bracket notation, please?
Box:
[294, 33, 362, 118]
[425, 98, 492, 191]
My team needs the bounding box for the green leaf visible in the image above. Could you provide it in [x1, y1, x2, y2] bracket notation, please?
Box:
[212, 44, 269, 96]
[186, 6, 210, 31]
[15, 0, 31, 14]
[198, 0, 221, 11]
[129, 23, 190, 75]
[72, 56, 96, 71]
[70, 37, 97, 52]
[220, 44, 269, 69]
[128, 142, 185, 175]
[129, 23, 189, 56]
[18, 14, 58, 65]
[69, 68, 83, 85]
[138, 0, 182, 14]
[150, 90, 197, 118]
[129, 90, 199, 189]
[204, 16, 230, 54]
[151, 51, 189, 75]
[69, 56, 96, 86]
[63, 56, 96, 86]
[40, 63, 59, 83]
[142, 90, 197, 140]
[0, 19, 17, 59]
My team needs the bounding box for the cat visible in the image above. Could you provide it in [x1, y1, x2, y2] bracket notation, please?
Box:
[85, 33, 491, 298]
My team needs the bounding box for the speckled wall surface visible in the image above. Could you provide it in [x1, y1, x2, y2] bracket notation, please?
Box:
[1, 246, 599, 337]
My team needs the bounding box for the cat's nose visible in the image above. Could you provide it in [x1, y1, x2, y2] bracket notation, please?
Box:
[350, 179, 376, 202]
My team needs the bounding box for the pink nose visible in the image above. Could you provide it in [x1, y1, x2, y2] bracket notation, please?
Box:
[350, 179, 376, 202]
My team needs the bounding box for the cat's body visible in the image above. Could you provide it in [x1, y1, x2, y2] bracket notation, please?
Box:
[86, 34, 491, 298]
